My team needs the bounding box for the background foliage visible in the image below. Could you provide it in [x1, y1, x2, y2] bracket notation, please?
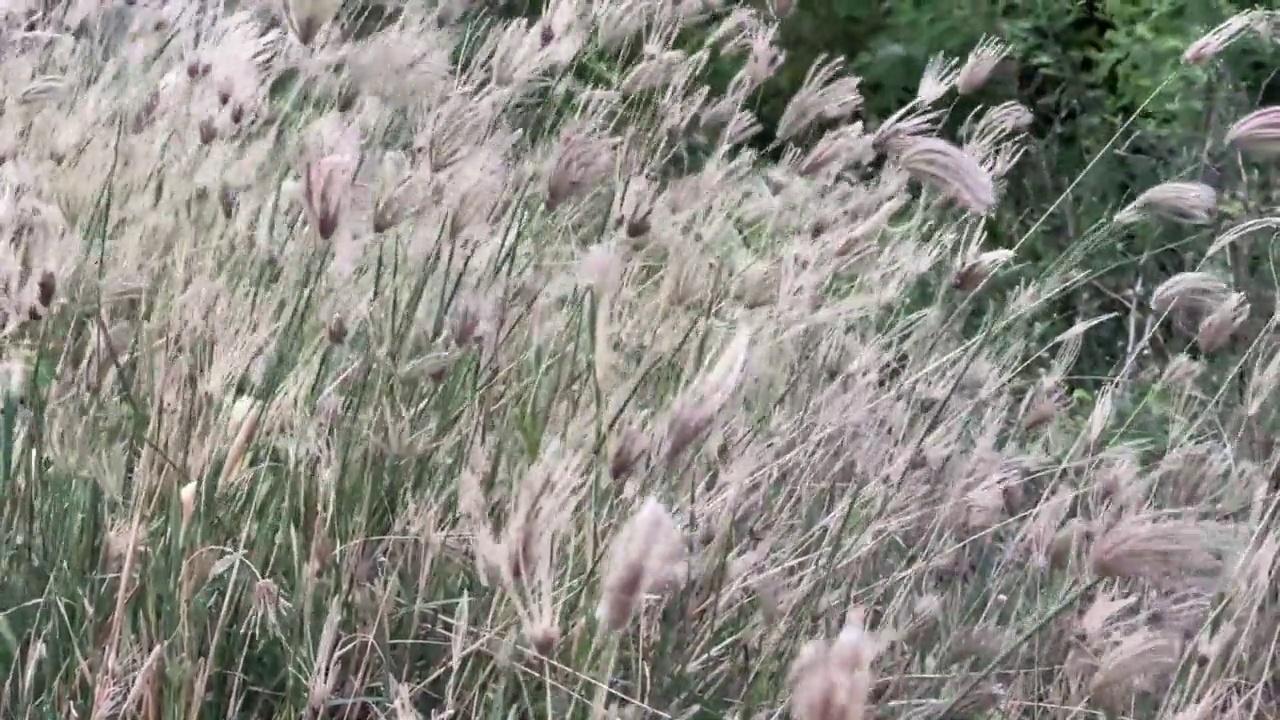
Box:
[473, 0, 1280, 380]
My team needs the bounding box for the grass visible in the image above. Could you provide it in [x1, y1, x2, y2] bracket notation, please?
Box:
[1, 1, 1280, 719]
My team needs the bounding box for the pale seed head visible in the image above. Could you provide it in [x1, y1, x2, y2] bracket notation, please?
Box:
[1183, 11, 1266, 64]
[1114, 181, 1217, 225]
[1225, 106, 1280, 157]
[596, 497, 686, 632]
[953, 249, 1014, 292]
[1089, 517, 1237, 591]
[892, 135, 996, 215]
[957, 36, 1012, 95]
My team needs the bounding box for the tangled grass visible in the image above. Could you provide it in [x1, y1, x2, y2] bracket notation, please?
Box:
[2, 2, 1280, 719]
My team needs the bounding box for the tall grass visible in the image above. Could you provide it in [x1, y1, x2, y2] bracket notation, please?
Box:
[1, 2, 1279, 719]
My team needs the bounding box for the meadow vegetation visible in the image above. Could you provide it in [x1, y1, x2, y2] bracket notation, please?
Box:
[1, 1, 1280, 719]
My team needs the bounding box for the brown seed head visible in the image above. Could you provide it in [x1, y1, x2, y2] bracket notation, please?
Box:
[953, 249, 1014, 292]
[545, 129, 616, 210]
[36, 270, 55, 310]
[327, 314, 348, 345]
[198, 118, 218, 145]
[608, 425, 650, 482]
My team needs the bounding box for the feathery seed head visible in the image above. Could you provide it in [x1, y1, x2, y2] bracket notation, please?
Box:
[596, 497, 686, 632]
[1183, 11, 1266, 64]
[743, 31, 785, 90]
[1114, 182, 1217, 225]
[1151, 272, 1243, 341]
[608, 425, 650, 482]
[179, 481, 198, 527]
[303, 154, 356, 240]
[614, 175, 658, 240]
[1021, 378, 1070, 431]
[198, 118, 218, 145]
[283, 0, 342, 46]
[892, 135, 996, 214]
[326, 314, 347, 345]
[1089, 517, 1237, 590]
[527, 623, 560, 656]
[186, 58, 211, 80]
[1049, 519, 1091, 571]
[953, 249, 1014, 292]
[1089, 629, 1183, 711]
[957, 36, 1011, 95]
[1151, 272, 1229, 316]
[664, 325, 751, 461]
[788, 609, 886, 720]
[250, 578, 291, 637]
[545, 128, 616, 210]
[775, 56, 862, 140]
[1225, 106, 1280, 157]
[916, 54, 958, 105]
[1193, 290, 1249, 353]
[371, 152, 417, 234]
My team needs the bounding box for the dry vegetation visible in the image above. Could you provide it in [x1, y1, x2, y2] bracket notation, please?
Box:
[2, 2, 1280, 719]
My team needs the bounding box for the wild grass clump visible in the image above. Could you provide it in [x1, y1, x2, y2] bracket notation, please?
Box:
[1, 2, 1280, 719]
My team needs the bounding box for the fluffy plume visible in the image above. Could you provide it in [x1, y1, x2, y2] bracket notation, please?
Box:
[1150, 272, 1248, 346]
[303, 154, 357, 240]
[953, 249, 1015, 292]
[664, 325, 752, 461]
[956, 36, 1011, 95]
[283, 0, 343, 46]
[891, 135, 996, 214]
[596, 498, 686, 632]
[788, 608, 888, 720]
[1114, 181, 1217, 225]
[1089, 517, 1240, 591]
[1183, 10, 1268, 64]
[545, 127, 617, 210]
[1225, 106, 1280, 157]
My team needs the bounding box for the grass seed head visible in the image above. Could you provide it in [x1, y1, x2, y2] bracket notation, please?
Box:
[284, 0, 342, 46]
[1151, 272, 1239, 339]
[953, 249, 1014, 292]
[1089, 517, 1235, 591]
[179, 481, 198, 527]
[1184, 11, 1265, 63]
[303, 154, 357, 240]
[596, 497, 686, 632]
[326, 313, 348, 345]
[1088, 628, 1183, 711]
[1114, 181, 1218, 225]
[1195, 291, 1249, 353]
[956, 36, 1012, 95]
[608, 424, 650, 482]
[545, 128, 616, 210]
[1225, 106, 1280, 157]
[893, 135, 996, 215]
[788, 609, 886, 720]
[664, 325, 751, 461]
